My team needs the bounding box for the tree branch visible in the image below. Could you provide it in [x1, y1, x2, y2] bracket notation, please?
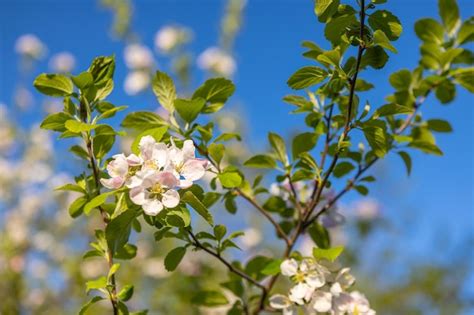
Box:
[186, 229, 266, 291]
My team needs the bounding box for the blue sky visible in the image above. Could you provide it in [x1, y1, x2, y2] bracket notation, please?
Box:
[1, 0, 473, 280]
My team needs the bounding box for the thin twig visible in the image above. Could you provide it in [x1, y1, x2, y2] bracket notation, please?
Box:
[187, 229, 266, 291]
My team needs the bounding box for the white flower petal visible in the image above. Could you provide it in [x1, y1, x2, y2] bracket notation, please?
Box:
[139, 136, 157, 160]
[142, 199, 163, 216]
[182, 139, 196, 160]
[289, 283, 312, 305]
[152, 142, 169, 168]
[156, 171, 179, 188]
[312, 291, 332, 313]
[129, 187, 147, 205]
[162, 189, 180, 208]
[281, 258, 298, 276]
[305, 271, 325, 289]
[269, 294, 291, 310]
[126, 153, 142, 166]
[181, 159, 205, 181]
[100, 177, 125, 189]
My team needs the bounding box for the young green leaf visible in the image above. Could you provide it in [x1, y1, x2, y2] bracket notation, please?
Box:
[174, 97, 206, 123]
[152, 70, 176, 112]
[164, 247, 186, 271]
[34, 73, 74, 97]
[287, 66, 328, 89]
[313, 246, 344, 262]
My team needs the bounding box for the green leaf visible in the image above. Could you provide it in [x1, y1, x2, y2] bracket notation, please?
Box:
[213, 225, 227, 241]
[372, 30, 397, 53]
[243, 154, 277, 169]
[368, 10, 403, 41]
[131, 126, 168, 155]
[354, 185, 369, 195]
[40, 112, 71, 132]
[152, 70, 176, 112]
[373, 104, 413, 118]
[166, 208, 191, 227]
[88, 55, 115, 87]
[214, 133, 241, 142]
[108, 263, 120, 280]
[325, 14, 357, 46]
[333, 161, 355, 178]
[93, 125, 116, 159]
[389, 69, 412, 90]
[208, 143, 225, 165]
[426, 119, 452, 132]
[409, 141, 443, 155]
[292, 132, 318, 159]
[268, 132, 288, 164]
[118, 285, 134, 302]
[69, 196, 88, 218]
[414, 18, 444, 44]
[308, 222, 330, 249]
[313, 246, 344, 262]
[121, 111, 167, 131]
[72, 72, 94, 89]
[86, 276, 107, 293]
[164, 247, 186, 271]
[84, 192, 112, 215]
[397, 151, 412, 176]
[355, 79, 374, 91]
[218, 171, 243, 188]
[452, 67, 474, 93]
[362, 125, 388, 158]
[439, 0, 460, 36]
[33, 73, 74, 97]
[457, 18, 474, 45]
[105, 209, 137, 254]
[79, 296, 104, 315]
[361, 46, 389, 69]
[65, 120, 98, 133]
[115, 244, 138, 260]
[191, 291, 229, 307]
[193, 78, 235, 104]
[287, 66, 328, 89]
[261, 259, 283, 276]
[55, 183, 86, 194]
[435, 79, 457, 104]
[314, 0, 340, 22]
[182, 191, 214, 225]
[174, 97, 206, 123]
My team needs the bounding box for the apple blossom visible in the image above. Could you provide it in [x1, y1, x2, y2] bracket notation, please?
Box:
[129, 171, 180, 215]
[167, 139, 208, 188]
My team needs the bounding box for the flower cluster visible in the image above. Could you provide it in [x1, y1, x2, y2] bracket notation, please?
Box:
[101, 136, 208, 216]
[270, 258, 375, 315]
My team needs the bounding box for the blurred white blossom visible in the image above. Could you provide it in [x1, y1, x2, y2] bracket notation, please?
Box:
[124, 44, 154, 69]
[154, 25, 190, 54]
[49, 52, 76, 72]
[124, 71, 150, 95]
[15, 34, 46, 59]
[197, 47, 236, 77]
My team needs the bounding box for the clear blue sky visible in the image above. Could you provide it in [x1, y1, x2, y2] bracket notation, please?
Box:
[0, 0, 473, 277]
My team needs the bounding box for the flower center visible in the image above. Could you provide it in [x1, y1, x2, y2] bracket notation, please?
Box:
[144, 159, 159, 170]
[294, 271, 306, 283]
[148, 183, 164, 198]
